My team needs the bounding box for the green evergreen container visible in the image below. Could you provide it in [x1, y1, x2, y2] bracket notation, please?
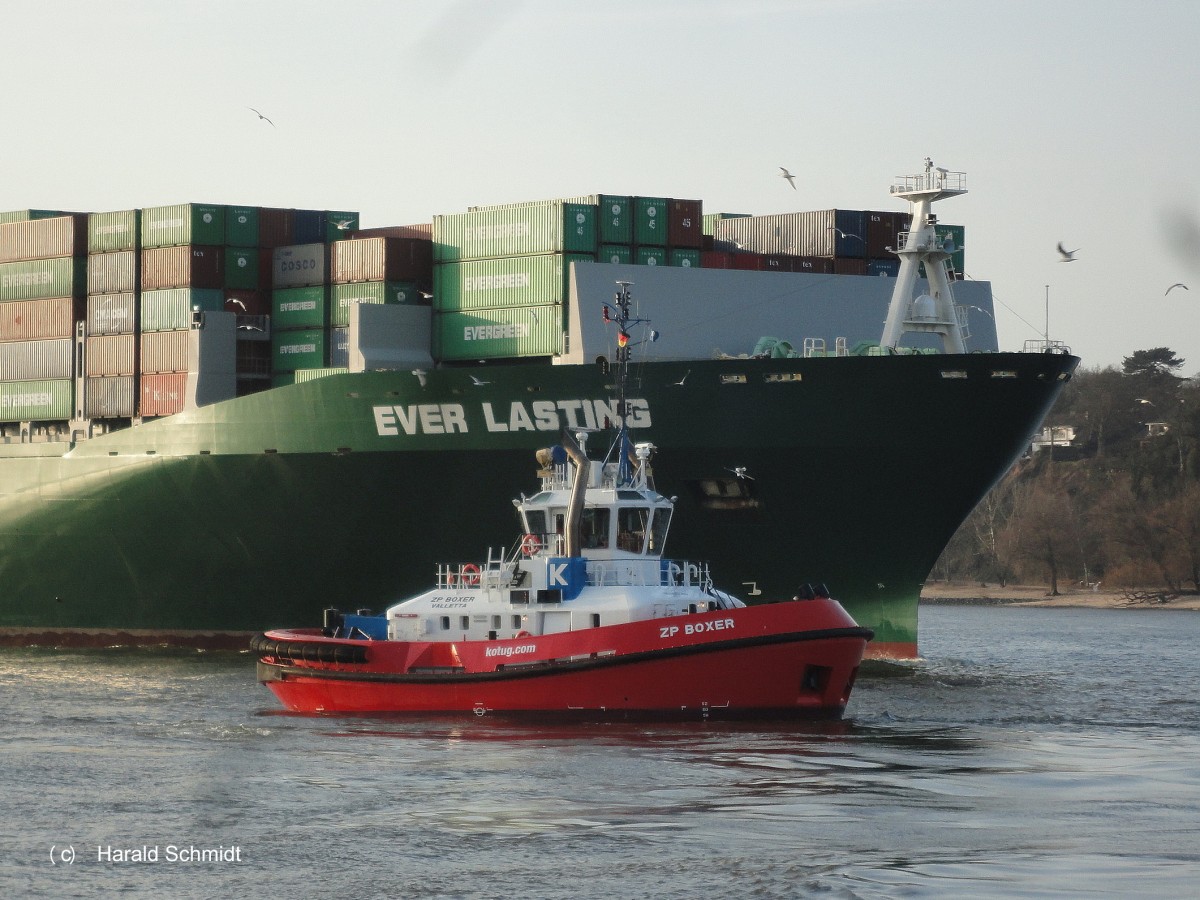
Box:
[433, 202, 596, 262]
[330, 281, 418, 327]
[273, 285, 330, 330]
[669, 248, 701, 268]
[141, 204, 227, 249]
[435, 305, 561, 361]
[635, 246, 667, 267]
[224, 247, 261, 289]
[598, 244, 633, 265]
[0, 379, 73, 421]
[272, 328, 327, 372]
[633, 197, 669, 246]
[433, 253, 591, 313]
[226, 207, 259, 246]
[0, 210, 69, 224]
[88, 210, 141, 253]
[140, 288, 224, 332]
[0, 257, 86, 301]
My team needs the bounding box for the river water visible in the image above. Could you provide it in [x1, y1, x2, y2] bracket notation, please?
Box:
[5, 604, 1199, 898]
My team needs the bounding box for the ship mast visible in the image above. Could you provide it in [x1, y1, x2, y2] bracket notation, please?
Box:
[603, 281, 657, 488]
[880, 159, 968, 353]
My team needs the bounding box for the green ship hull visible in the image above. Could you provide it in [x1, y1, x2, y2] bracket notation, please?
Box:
[0, 351, 1077, 657]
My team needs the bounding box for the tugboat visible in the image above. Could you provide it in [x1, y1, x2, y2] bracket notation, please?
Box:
[253, 284, 873, 720]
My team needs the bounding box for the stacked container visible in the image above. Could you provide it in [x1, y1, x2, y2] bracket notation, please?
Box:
[0, 214, 88, 422]
[85, 210, 140, 417]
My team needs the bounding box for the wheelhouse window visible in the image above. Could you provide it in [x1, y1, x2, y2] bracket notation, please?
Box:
[581, 507, 610, 549]
[618, 507, 650, 553]
[649, 507, 671, 554]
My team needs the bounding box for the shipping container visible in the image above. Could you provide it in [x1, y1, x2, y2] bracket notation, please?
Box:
[791, 256, 834, 274]
[0, 338, 73, 380]
[669, 249, 701, 268]
[329, 327, 349, 368]
[713, 209, 868, 259]
[225, 207, 259, 247]
[435, 305, 561, 361]
[0, 257, 85, 301]
[271, 328, 327, 371]
[84, 374, 136, 418]
[86, 250, 138, 294]
[866, 210, 909, 258]
[331, 237, 432, 284]
[0, 210, 71, 224]
[140, 329, 190, 374]
[86, 333, 136, 377]
[258, 207, 295, 248]
[598, 245, 633, 265]
[139, 372, 188, 417]
[433, 203, 596, 262]
[88, 210, 140, 253]
[141, 288, 225, 332]
[731, 253, 764, 271]
[833, 257, 868, 276]
[0, 297, 75, 342]
[633, 197, 669, 247]
[433, 253, 591, 313]
[867, 258, 901, 278]
[140, 204, 226, 249]
[224, 247, 263, 290]
[141, 245, 224, 290]
[330, 282, 418, 327]
[0, 378, 73, 421]
[702, 212, 751, 236]
[272, 285, 329, 330]
[700, 250, 735, 269]
[667, 199, 703, 249]
[86, 292, 138, 336]
[349, 223, 433, 241]
[0, 214, 88, 262]
[293, 367, 349, 384]
[762, 253, 793, 272]
[635, 246, 667, 267]
[323, 211, 360, 242]
[272, 243, 328, 288]
[468, 194, 632, 245]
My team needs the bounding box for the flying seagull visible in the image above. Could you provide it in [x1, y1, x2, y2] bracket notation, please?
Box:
[1056, 242, 1078, 262]
[779, 167, 797, 190]
[828, 226, 863, 242]
[673, 369, 690, 386]
[726, 466, 754, 481]
[226, 297, 246, 311]
[1166, 283, 1189, 295]
[469, 375, 491, 386]
[248, 106, 275, 127]
[411, 369, 427, 387]
[330, 219, 354, 230]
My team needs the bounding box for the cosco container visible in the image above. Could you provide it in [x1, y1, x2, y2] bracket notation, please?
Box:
[330, 282, 418, 327]
[598, 245, 632, 265]
[667, 199, 703, 249]
[86, 250, 138, 294]
[433, 203, 596, 262]
[141, 288, 225, 332]
[140, 372, 188, 417]
[331, 237, 432, 284]
[0, 338, 73, 380]
[0, 378, 73, 421]
[140, 330, 190, 374]
[0, 257, 86, 301]
[272, 243, 328, 288]
[85, 333, 136, 377]
[633, 198, 669, 247]
[88, 210, 140, 253]
[0, 297, 75, 342]
[84, 375, 136, 418]
[224, 247, 263, 290]
[86, 292, 138, 335]
[141, 245, 224, 290]
[435, 305, 561, 361]
[272, 285, 329, 330]
[433, 253, 591, 313]
[714, 210, 868, 259]
[271, 328, 327, 371]
[140, 204, 226, 249]
[0, 214, 88, 262]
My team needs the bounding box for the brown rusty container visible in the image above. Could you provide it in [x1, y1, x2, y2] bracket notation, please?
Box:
[141, 245, 224, 290]
[792, 256, 834, 274]
[331, 237, 432, 284]
[258, 207, 295, 248]
[667, 199, 703, 249]
[140, 372, 188, 416]
[0, 214, 88, 262]
[140, 329, 190, 374]
[85, 333, 136, 377]
[700, 250, 735, 269]
[0, 297, 75, 342]
[832, 257, 868, 276]
[866, 210, 909, 258]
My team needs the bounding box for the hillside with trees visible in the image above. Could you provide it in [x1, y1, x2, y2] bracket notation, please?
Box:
[932, 348, 1200, 595]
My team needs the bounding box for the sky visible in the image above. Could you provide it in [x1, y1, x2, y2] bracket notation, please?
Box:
[3, 0, 1198, 374]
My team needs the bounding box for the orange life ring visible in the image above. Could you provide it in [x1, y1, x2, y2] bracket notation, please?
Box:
[521, 533, 540, 556]
[516, 630, 531, 638]
[460, 563, 481, 587]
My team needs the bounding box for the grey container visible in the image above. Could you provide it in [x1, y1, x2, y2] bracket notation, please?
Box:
[0, 338, 73, 380]
[0, 214, 88, 263]
[713, 209, 867, 258]
[87, 250, 138, 294]
[86, 292, 138, 335]
[84, 374, 137, 418]
[85, 334, 136, 377]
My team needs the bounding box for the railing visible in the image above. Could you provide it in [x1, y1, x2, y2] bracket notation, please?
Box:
[1022, 339, 1073, 355]
[890, 170, 967, 195]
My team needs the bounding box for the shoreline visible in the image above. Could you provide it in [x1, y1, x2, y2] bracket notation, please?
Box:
[919, 582, 1200, 610]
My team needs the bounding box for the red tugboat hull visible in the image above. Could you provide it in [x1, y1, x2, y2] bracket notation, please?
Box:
[255, 599, 871, 720]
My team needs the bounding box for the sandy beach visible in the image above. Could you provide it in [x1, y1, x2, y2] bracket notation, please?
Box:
[920, 582, 1200, 610]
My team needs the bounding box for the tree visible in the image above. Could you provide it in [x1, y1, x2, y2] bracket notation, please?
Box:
[1122, 347, 1185, 383]
[998, 473, 1083, 595]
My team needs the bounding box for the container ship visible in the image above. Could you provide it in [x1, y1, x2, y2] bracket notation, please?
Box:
[0, 165, 1077, 658]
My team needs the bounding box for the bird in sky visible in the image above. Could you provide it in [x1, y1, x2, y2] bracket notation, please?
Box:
[1165, 283, 1189, 295]
[1056, 242, 1078, 262]
[779, 167, 797, 190]
[248, 107, 275, 126]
